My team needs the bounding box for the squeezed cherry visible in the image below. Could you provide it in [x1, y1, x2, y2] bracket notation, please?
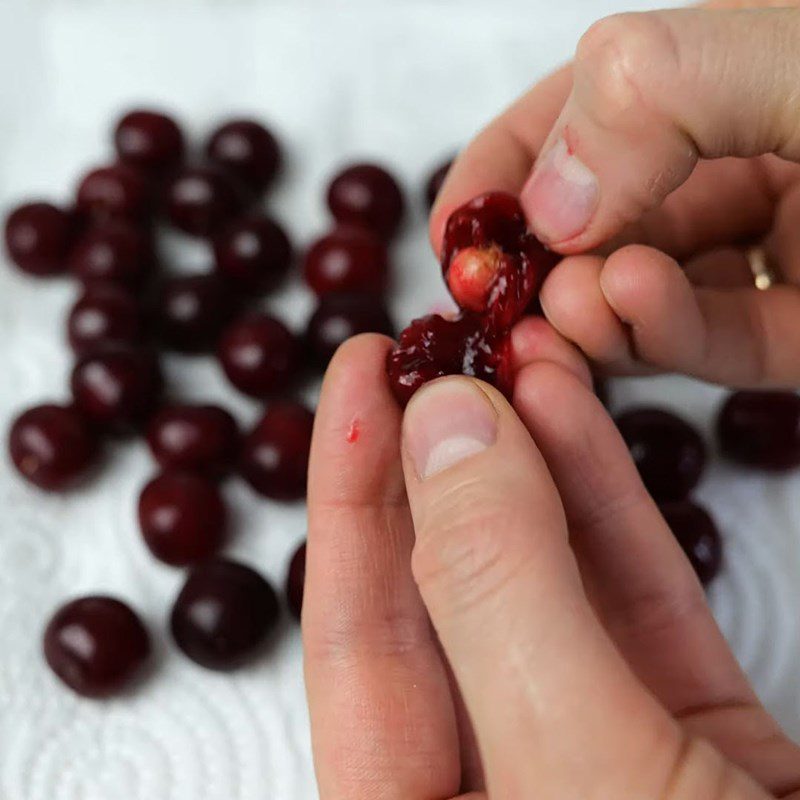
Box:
[616, 408, 707, 502]
[205, 119, 281, 194]
[327, 163, 404, 239]
[9, 404, 98, 491]
[67, 284, 142, 355]
[217, 312, 299, 399]
[212, 214, 292, 292]
[305, 292, 394, 367]
[152, 274, 238, 353]
[138, 471, 226, 566]
[4, 202, 76, 276]
[70, 347, 162, 434]
[239, 402, 314, 500]
[146, 404, 239, 478]
[303, 226, 388, 296]
[170, 558, 280, 670]
[114, 109, 184, 173]
[76, 163, 151, 221]
[425, 158, 453, 209]
[286, 541, 306, 621]
[660, 500, 723, 586]
[717, 390, 800, 471]
[43, 596, 150, 697]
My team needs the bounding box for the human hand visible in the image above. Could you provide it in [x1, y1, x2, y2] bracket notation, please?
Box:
[303, 331, 800, 798]
[432, 6, 800, 388]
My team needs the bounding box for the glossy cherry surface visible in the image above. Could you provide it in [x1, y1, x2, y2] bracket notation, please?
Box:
[9, 404, 98, 491]
[426, 158, 453, 209]
[4, 202, 76, 276]
[67, 284, 142, 355]
[660, 500, 723, 586]
[76, 163, 151, 221]
[303, 226, 388, 296]
[717, 391, 800, 471]
[212, 214, 292, 292]
[205, 119, 281, 194]
[138, 471, 226, 566]
[239, 402, 314, 500]
[286, 541, 306, 621]
[70, 347, 162, 434]
[44, 596, 150, 697]
[217, 312, 299, 399]
[162, 166, 246, 237]
[114, 109, 184, 173]
[170, 558, 280, 670]
[305, 292, 394, 367]
[327, 163, 404, 239]
[146, 404, 239, 478]
[616, 408, 706, 502]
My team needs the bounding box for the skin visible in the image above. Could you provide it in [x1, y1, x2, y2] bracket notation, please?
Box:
[305, 4, 800, 797]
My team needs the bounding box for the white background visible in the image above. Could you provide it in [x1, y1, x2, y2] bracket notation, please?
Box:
[0, 1, 798, 798]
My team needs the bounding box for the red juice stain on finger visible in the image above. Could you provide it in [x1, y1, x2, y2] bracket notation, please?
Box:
[346, 418, 360, 444]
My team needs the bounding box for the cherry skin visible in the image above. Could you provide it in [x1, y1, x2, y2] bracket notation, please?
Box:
[138, 471, 226, 566]
[239, 402, 314, 500]
[70, 347, 162, 434]
[114, 109, 184, 173]
[327, 163, 404, 239]
[76, 163, 151, 221]
[8, 404, 98, 491]
[67, 284, 142, 356]
[4, 202, 76, 276]
[615, 408, 707, 502]
[717, 390, 800, 471]
[425, 158, 453, 209]
[146, 404, 239, 478]
[152, 274, 238, 353]
[162, 165, 246, 237]
[170, 558, 280, 670]
[217, 312, 300, 399]
[305, 292, 394, 368]
[43, 596, 150, 697]
[659, 500, 723, 586]
[205, 119, 281, 195]
[286, 541, 306, 621]
[212, 214, 292, 292]
[303, 226, 388, 296]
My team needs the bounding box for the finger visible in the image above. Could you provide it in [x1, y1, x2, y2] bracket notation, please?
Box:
[304, 335, 461, 799]
[521, 8, 800, 252]
[767, 179, 800, 284]
[682, 247, 753, 289]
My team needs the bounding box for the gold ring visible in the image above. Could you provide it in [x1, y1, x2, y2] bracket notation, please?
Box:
[746, 246, 777, 291]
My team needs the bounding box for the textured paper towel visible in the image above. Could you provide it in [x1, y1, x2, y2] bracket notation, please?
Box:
[0, 1, 798, 798]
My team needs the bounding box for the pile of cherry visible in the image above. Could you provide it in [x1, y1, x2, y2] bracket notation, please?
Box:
[3, 108, 452, 698]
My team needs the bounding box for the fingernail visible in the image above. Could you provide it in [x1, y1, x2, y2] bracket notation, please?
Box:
[521, 137, 599, 244]
[404, 379, 497, 480]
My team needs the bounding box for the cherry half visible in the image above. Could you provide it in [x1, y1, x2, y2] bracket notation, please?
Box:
[327, 163, 404, 239]
[4, 202, 76, 277]
[205, 119, 281, 195]
[660, 500, 723, 586]
[114, 109, 185, 174]
[67, 284, 142, 356]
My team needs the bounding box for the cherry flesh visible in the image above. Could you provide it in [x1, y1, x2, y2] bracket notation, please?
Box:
[205, 119, 281, 195]
[426, 158, 453, 209]
[327, 163, 404, 239]
[67, 284, 142, 355]
[659, 500, 723, 586]
[4, 202, 76, 277]
[76, 163, 151, 221]
[286, 541, 306, 621]
[114, 109, 184, 173]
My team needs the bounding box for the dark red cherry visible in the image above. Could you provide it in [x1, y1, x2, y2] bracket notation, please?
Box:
[4, 202, 76, 276]
[138, 471, 226, 566]
[239, 402, 314, 500]
[205, 119, 281, 194]
[303, 226, 388, 296]
[217, 312, 299, 399]
[286, 541, 306, 621]
[75, 163, 151, 221]
[162, 166, 246, 237]
[170, 558, 280, 670]
[146, 404, 239, 478]
[616, 408, 706, 502]
[43, 596, 150, 697]
[212, 214, 292, 292]
[327, 163, 404, 239]
[660, 501, 723, 586]
[717, 391, 800, 471]
[114, 109, 184, 173]
[426, 158, 454, 209]
[67, 284, 142, 355]
[305, 292, 394, 368]
[68, 219, 153, 290]
[387, 313, 512, 407]
[8, 404, 98, 491]
[152, 274, 238, 353]
[70, 347, 162, 434]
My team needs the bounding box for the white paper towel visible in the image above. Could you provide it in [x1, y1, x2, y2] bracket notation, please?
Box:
[0, 1, 797, 798]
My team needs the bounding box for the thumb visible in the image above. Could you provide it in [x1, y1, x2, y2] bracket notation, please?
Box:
[521, 7, 800, 252]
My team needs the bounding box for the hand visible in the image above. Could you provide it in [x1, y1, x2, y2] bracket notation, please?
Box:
[432, 6, 800, 388]
[303, 332, 800, 798]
